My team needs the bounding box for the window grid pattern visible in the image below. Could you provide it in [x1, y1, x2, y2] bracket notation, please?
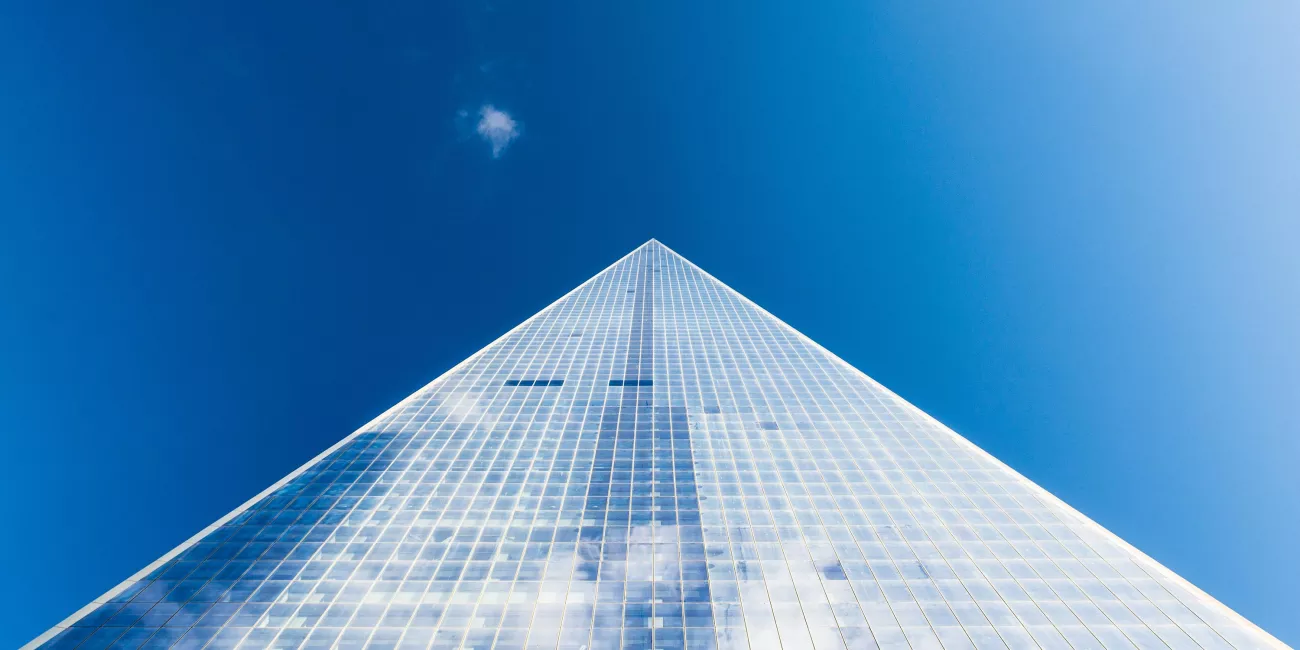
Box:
[36, 241, 1281, 650]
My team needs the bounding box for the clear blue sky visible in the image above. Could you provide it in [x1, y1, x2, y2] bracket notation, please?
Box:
[2, 1, 1297, 646]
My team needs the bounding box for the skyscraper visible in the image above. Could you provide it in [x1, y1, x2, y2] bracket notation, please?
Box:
[31, 240, 1283, 650]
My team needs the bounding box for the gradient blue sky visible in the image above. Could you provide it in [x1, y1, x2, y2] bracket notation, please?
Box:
[2, 1, 1298, 646]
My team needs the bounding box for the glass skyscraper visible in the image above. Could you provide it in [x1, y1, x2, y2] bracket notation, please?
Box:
[31, 240, 1283, 650]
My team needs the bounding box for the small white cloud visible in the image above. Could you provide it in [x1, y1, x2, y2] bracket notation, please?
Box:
[476, 105, 519, 158]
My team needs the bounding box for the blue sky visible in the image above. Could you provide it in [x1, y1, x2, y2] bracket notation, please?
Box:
[2, 1, 1298, 646]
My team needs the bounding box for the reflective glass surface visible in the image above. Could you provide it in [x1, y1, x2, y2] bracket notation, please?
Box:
[34, 241, 1282, 650]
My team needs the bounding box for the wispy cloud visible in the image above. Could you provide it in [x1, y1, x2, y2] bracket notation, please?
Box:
[475, 105, 519, 158]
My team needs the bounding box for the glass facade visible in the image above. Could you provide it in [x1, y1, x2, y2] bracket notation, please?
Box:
[32, 240, 1282, 650]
